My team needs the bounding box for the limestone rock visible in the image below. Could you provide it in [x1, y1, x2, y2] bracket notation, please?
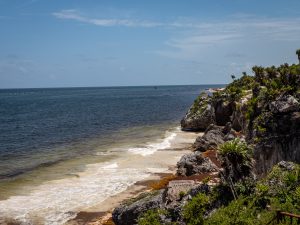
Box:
[270, 95, 300, 114]
[112, 191, 164, 225]
[181, 94, 215, 131]
[177, 151, 218, 176]
[214, 100, 234, 126]
[193, 125, 225, 152]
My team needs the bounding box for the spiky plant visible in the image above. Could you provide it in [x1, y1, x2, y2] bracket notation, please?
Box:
[218, 138, 253, 183]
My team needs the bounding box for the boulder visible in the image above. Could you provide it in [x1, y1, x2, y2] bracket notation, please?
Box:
[112, 191, 164, 225]
[193, 125, 225, 151]
[270, 95, 300, 114]
[177, 151, 218, 176]
[181, 94, 215, 131]
[278, 161, 295, 171]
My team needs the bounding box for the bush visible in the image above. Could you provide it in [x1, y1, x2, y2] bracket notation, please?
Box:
[138, 209, 166, 225]
[218, 138, 252, 164]
[183, 193, 210, 225]
[218, 138, 253, 182]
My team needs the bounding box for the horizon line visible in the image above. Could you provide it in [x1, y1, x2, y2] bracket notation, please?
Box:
[0, 84, 227, 90]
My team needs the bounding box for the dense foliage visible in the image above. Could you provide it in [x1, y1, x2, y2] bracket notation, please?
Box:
[137, 54, 300, 225]
[218, 138, 253, 183]
[206, 163, 300, 225]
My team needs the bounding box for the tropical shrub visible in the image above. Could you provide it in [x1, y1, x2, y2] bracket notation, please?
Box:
[183, 193, 210, 225]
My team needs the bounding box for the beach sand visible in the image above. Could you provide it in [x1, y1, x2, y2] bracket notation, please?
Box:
[65, 130, 201, 225]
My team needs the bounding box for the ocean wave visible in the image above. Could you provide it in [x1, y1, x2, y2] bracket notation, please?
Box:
[128, 131, 177, 156]
[0, 161, 149, 225]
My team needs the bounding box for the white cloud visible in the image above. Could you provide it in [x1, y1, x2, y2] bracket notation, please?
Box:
[154, 17, 300, 60]
[52, 9, 163, 27]
[52, 9, 300, 41]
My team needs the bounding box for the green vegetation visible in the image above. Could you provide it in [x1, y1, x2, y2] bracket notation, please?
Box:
[165, 163, 300, 225]
[183, 193, 210, 225]
[218, 138, 253, 182]
[206, 163, 300, 225]
[179, 191, 186, 199]
[138, 209, 167, 225]
[137, 52, 300, 225]
[224, 74, 255, 101]
[191, 92, 211, 114]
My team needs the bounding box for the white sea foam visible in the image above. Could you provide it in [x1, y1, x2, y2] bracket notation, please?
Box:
[128, 132, 177, 156]
[0, 126, 187, 225]
[0, 162, 149, 225]
[101, 162, 118, 169]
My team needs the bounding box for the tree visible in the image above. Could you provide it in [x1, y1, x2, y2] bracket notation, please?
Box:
[296, 49, 300, 64]
[252, 66, 265, 85]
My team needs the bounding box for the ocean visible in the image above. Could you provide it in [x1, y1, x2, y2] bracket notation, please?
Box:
[0, 85, 221, 224]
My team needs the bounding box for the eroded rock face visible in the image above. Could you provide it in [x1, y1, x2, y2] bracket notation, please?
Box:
[177, 151, 218, 176]
[254, 111, 300, 175]
[112, 182, 212, 225]
[181, 93, 216, 131]
[112, 191, 164, 225]
[254, 135, 300, 175]
[270, 95, 300, 114]
[193, 125, 225, 152]
[181, 104, 216, 131]
[214, 100, 235, 126]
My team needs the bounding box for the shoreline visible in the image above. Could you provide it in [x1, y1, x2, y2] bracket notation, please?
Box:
[66, 131, 201, 225]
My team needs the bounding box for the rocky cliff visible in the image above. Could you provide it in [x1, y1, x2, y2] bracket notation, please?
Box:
[112, 56, 300, 225]
[181, 64, 300, 175]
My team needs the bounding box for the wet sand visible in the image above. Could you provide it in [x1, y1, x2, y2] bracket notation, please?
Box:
[66, 131, 201, 225]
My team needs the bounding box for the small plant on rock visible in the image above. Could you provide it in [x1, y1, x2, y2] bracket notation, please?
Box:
[218, 138, 253, 183]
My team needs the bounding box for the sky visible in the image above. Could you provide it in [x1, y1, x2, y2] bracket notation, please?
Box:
[0, 0, 300, 88]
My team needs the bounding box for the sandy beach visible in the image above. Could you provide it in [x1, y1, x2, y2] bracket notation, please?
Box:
[65, 130, 201, 225]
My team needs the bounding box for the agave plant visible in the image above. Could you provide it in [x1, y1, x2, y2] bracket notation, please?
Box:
[218, 138, 253, 183]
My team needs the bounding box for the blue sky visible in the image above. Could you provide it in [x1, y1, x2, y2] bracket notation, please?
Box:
[0, 0, 300, 88]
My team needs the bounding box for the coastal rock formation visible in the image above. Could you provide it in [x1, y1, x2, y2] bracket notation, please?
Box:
[193, 123, 237, 152]
[112, 182, 212, 225]
[213, 100, 235, 126]
[112, 191, 164, 225]
[193, 125, 225, 151]
[113, 56, 300, 225]
[181, 93, 215, 131]
[177, 151, 218, 176]
[269, 94, 299, 114]
[254, 111, 300, 175]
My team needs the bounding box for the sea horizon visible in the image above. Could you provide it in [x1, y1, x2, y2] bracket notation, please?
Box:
[0, 84, 226, 91]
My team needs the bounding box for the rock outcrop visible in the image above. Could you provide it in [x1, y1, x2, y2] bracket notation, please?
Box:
[181, 93, 216, 131]
[113, 59, 300, 224]
[213, 100, 235, 126]
[112, 191, 164, 225]
[254, 95, 300, 175]
[193, 123, 237, 152]
[269, 94, 299, 114]
[112, 183, 212, 225]
[177, 151, 218, 176]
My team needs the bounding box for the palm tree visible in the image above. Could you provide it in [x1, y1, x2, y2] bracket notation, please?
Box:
[296, 49, 300, 64]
